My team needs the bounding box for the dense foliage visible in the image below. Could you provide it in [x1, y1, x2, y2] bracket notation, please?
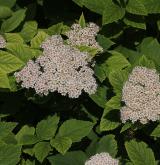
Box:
[1, 0, 160, 164]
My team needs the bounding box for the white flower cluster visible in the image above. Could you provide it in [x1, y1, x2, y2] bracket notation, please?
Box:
[85, 152, 119, 165]
[66, 23, 103, 51]
[121, 66, 160, 124]
[14, 35, 97, 98]
[0, 35, 6, 48]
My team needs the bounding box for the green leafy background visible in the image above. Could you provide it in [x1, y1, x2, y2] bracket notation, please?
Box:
[0, 0, 160, 164]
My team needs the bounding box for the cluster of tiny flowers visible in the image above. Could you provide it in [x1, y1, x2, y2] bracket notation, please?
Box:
[85, 152, 119, 165]
[0, 35, 6, 48]
[14, 35, 97, 98]
[121, 66, 160, 124]
[65, 23, 103, 51]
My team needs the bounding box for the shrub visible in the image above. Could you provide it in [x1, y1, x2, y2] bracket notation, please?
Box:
[0, 0, 160, 164]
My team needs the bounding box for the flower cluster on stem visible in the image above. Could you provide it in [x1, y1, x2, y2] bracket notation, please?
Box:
[121, 66, 160, 124]
[14, 35, 97, 98]
[85, 152, 119, 165]
[66, 22, 103, 51]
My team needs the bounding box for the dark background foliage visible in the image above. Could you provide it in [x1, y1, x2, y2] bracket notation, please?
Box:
[1, 0, 160, 164]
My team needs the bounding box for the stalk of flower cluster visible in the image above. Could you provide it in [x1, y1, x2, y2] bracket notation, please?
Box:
[0, 35, 6, 48]
[121, 66, 160, 124]
[85, 152, 119, 165]
[65, 22, 103, 51]
[14, 35, 97, 98]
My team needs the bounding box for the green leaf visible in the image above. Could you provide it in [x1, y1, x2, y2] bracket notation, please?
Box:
[0, 50, 24, 73]
[123, 15, 146, 30]
[15, 125, 35, 143]
[72, 0, 84, 7]
[97, 135, 117, 157]
[5, 33, 24, 44]
[47, 23, 64, 35]
[126, 162, 134, 165]
[6, 43, 36, 62]
[0, 122, 17, 139]
[87, 130, 98, 141]
[61, 26, 71, 35]
[21, 159, 35, 165]
[151, 124, 160, 137]
[8, 76, 17, 92]
[0, 71, 10, 89]
[0, 144, 21, 165]
[101, 22, 124, 39]
[1, 132, 17, 145]
[20, 21, 38, 42]
[126, 0, 147, 15]
[100, 108, 120, 131]
[100, 96, 121, 132]
[139, 37, 160, 65]
[36, 115, 60, 140]
[86, 140, 98, 157]
[116, 46, 141, 63]
[18, 135, 39, 145]
[57, 119, 94, 142]
[109, 69, 129, 94]
[107, 51, 131, 74]
[30, 48, 42, 58]
[106, 95, 121, 109]
[23, 148, 34, 156]
[31, 30, 49, 48]
[79, 13, 86, 28]
[90, 86, 107, 108]
[94, 63, 108, 82]
[33, 142, 51, 163]
[37, 0, 44, 5]
[16, 125, 37, 146]
[87, 145, 98, 158]
[51, 137, 72, 155]
[96, 34, 114, 51]
[102, 0, 125, 25]
[48, 151, 87, 165]
[1, 9, 26, 32]
[121, 122, 132, 133]
[134, 55, 155, 69]
[125, 140, 156, 165]
[82, 0, 108, 15]
[0, 0, 16, 8]
[0, 6, 12, 19]
[80, 106, 98, 123]
[76, 45, 101, 57]
[142, 0, 160, 14]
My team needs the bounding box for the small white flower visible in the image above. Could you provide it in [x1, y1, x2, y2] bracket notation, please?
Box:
[121, 66, 160, 124]
[66, 22, 103, 51]
[0, 35, 6, 48]
[15, 35, 97, 98]
[85, 152, 119, 165]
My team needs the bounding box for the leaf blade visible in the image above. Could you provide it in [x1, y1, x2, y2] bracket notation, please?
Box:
[1, 9, 26, 32]
[125, 140, 156, 165]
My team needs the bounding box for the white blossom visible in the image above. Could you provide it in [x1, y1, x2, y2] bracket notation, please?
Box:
[121, 66, 160, 124]
[0, 35, 6, 48]
[85, 152, 119, 165]
[14, 35, 97, 98]
[66, 22, 103, 51]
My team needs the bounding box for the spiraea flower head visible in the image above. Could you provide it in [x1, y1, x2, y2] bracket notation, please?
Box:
[121, 66, 160, 124]
[85, 152, 119, 165]
[65, 22, 103, 51]
[14, 35, 97, 98]
[0, 35, 6, 48]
